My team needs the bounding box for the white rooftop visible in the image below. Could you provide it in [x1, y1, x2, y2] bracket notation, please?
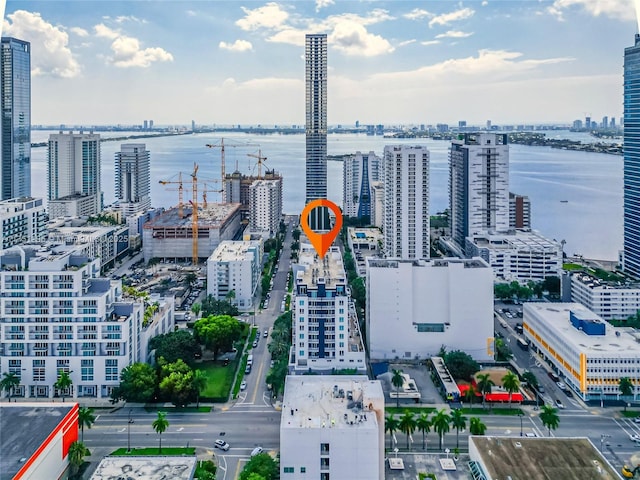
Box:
[90, 456, 197, 480]
[281, 375, 383, 430]
[296, 244, 346, 289]
[470, 229, 560, 250]
[208, 240, 260, 262]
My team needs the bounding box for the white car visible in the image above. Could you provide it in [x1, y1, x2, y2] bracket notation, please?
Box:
[524, 432, 538, 438]
[556, 381, 567, 390]
[251, 446, 264, 457]
[631, 434, 640, 442]
[214, 439, 230, 451]
[634, 417, 640, 424]
[240, 380, 247, 391]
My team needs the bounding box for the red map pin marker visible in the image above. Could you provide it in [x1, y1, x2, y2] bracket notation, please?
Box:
[300, 199, 343, 258]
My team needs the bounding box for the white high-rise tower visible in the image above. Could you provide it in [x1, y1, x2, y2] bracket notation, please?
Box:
[115, 143, 151, 218]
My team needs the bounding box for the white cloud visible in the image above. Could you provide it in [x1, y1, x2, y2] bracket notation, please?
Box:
[435, 30, 474, 39]
[548, 0, 635, 22]
[115, 15, 147, 24]
[328, 21, 394, 56]
[3, 10, 80, 78]
[94, 23, 120, 39]
[94, 22, 173, 68]
[428, 7, 475, 27]
[398, 39, 416, 47]
[404, 8, 433, 20]
[70, 27, 89, 37]
[482, 0, 489, 6]
[421, 40, 441, 46]
[316, 0, 335, 12]
[219, 39, 253, 52]
[236, 2, 290, 31]
[186, 10, 197, 17]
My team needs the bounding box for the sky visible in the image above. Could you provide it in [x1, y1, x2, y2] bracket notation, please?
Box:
[2, 0, 639, 126]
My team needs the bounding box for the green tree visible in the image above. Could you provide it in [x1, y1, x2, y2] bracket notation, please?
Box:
[0, 372, 20, 402]
[239, 453, 279, 480]
[149, 330, 201, 367]
[502, 371, 521, 408]
[476, 373, 495, 409]
[542, 276, 561, 296]
[494, 283, 513, 300]
[399, 410, 417, 450]
[152, 411, 169, 454]
[245, 474, 266, 480]
[292, 228, 301, 241]
[450, 409, 467, 449]
[159, 358, 195, 407]
[385, 414, 399, 450]
[191, 302, 201, 317]
[111, 362, 158, 403]
[495, 338, 512, 361]
[194, 315, 243, 359]
[193, 369, 207, 408]
[78, 407, 96, 442]
[226, 289, 236, 304]
[67, 441, 90, 479]
[444, 350, 480, 381]
[416, 412, 431, 451]
[540, 404, 560, 436]
[266, 359, 288, 397]
[391, 369, 404, 409]
[54, 371, 73, 402]
[432, 409, 451, 451]
[184, 272, 197, 286]
[201, 294, 239, 317]
[464, 384, 477, 405]
[522, 371, 539, 391]
[469, 417, 487, 435]
[619, 377, 634, 411]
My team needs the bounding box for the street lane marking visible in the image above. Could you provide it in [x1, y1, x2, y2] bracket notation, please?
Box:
[251, 357, 265, 404]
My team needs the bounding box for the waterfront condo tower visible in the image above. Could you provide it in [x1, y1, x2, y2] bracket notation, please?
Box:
[115, 143, 151, 218]
[342, 151, 380, 220]
[305, 34, 329, 230]
[0, 37, 31, 201]
[624, 34, 640, 278]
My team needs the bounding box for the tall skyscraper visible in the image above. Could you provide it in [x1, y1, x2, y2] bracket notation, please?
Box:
[0, 37, 31, 201]
[305, 34, 329, 230]
[624, 34, 640, 277]
[47, 131, 102, 216]
[449, 133, 510, 250]
[382, 145, 430, 260]
[343, 151, 380, 219]
[115, 143, 151, 218]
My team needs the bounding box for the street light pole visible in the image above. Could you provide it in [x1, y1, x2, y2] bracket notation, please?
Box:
[518, 413, 524, 436]
[127, 409, 134, 453]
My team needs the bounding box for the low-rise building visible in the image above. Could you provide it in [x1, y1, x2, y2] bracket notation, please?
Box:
[280, 375, 385, 480]
[523, 302, 640, 401]
[206, 240, 262, 310]
[249, 178, 282, 236]
[509, 192, 531, 230]
[569, 271, 640, 321]
[91, 456, 197, 480]
[0, 196, 47, 248]
[366, 257, 494, 362]
[48, 193, 101, 218]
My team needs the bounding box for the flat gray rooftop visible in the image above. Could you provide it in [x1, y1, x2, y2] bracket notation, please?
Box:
[91, 456, 197, 480]
[0, 404, 75, 480]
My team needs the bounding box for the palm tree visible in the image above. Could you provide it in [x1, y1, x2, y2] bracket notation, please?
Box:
[78, 407, 96, 442]
[469, 417, 487, 435]
[385, 414, 399, 450]
[539, 404, 560, 436]
[0, 372, 20, 402]
[152, 411, 169, 454]
[476, 373, 495, 410]
[464, 384, 477, 405]
[432, 408, 451, 451]
[619, 377, 634, 411]
[54, 371, 73, 402]
[193, 370, 207, 408]
[67, 441, 90, 478]
[450, 409, 467, 449]
[416, 412, 431, 451]
[398, 411, 416, 450]
[502, 371, 521, 408]
[391, 369, 404, 409]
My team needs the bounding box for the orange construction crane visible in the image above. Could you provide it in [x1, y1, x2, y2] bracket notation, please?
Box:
[159, 173, 185, 218]
[190, 163, 199, 265]
[247, 149, 268, 179]
[205, 139, 260, 201]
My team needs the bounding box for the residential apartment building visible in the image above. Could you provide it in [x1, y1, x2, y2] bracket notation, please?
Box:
[280, 375, 385, 480]
[0, 37, 31, 201]
[115, 143, 151, 218]
[206, 240, 262, 310]
[370, 182, 384, 229]
[366, 257, 494, 362]
[523, 302, 640, 401]
[290, 245, 366, 373]
[249, 178, 282, 236]
[569, 271, 640, 321]
[509, 192, 531, 229]
[343, 151, 380, 219]
[0, 245, 174, 399]
[382, 145, 430, 260]
[449, 133, 510, 250]
[47, 131, 102, 216]
[0, 197, 46, 248]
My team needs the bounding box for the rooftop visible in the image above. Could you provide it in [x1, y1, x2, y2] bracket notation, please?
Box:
[367, 257, 489, 269]
[348, 227, 383, 243]
[0, 403, 76, 480]
[573, 271, 640, 290]
[296, 244, 346, 289]
[281, 375, 383, 430]
[208, 240, 261, 263]
[143, 203, 241, 229]
[470, 436, 619, 480]
[524, 302, 640, 355]
[90, 456, 197, 480]
[470, 230, 560, 250]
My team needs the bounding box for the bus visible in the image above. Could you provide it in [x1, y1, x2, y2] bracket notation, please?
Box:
[517, 338, 529, 351]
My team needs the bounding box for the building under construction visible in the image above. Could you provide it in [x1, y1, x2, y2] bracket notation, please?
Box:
[142, 203, 242, 263]
[225, 169, 282, 222]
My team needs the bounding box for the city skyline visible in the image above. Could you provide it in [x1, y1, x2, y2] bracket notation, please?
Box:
[0, 1, 635, 126]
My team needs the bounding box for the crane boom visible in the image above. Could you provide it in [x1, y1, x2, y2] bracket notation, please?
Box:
[191, 163, 199, 265]
[206, 139, 261, 202]
[247, 149, 268, 179]
[159, 172, 184, 218]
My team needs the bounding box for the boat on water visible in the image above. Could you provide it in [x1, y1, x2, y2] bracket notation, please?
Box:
[560, 200, 568, 203]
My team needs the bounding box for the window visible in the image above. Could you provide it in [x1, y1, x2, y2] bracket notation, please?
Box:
[320, 443, 329, 454]
[299, 333, 304, 339]
[415, 323, 445, 333]
[283, 467, 294, 473]
[81, 359, 94, 381]
[105, 359, 118, 381]
[301, 467, 306, 473]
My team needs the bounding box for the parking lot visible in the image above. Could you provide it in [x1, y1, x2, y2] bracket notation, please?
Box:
[378, 363, 445, 406]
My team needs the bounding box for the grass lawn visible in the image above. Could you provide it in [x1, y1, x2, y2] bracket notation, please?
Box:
[621, 410, 640, 418]
[110, 447, 196, 456]
[198, 362, 236, 399]
[461, 407, 524, 416]
[144, 406, 211, 413]
[562, 263, 583, 271]
[386, 407, 437, 415]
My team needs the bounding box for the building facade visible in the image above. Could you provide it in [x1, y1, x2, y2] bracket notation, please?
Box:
[0, 197, 46, 248]
[449, 133, 510, 250]
[48, 194, 100, 219]
[0, 37, 31, 201]
[206, 240, 262, 310]
[370, 181, 384, 229]
[47, 131, 102, 216]
[305, 33, 327, 204]
[249, 178, 282, 236]
[291, 245, 366, 373]
[509, 192, 531, 230]
[115, 143, 151, 218]
[569, 271, 640, 321]
[343, 151, 380, 219]
[366, 257, 494, 362]
[280, 376, 385, 480]
[382, 145, 430, 260]
[523, 302, 640, 401]
[624, 34, 640, 278]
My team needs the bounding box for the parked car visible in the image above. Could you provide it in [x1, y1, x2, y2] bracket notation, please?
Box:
[240, 381, 247, 391]
[264, 330, 269, 338]
[556, 381, 567, 390]
[548, 372, 560, 382]
[564, 389, 573, 398]
[253, 341, 258, 348]
[630, 434, 640, 443]
[251, 447, 264, 457]
[214, 439, 230, 451]
[245, 365, 252, 374]
[525, 432, 538, 438]
[537, 385, 545, 394]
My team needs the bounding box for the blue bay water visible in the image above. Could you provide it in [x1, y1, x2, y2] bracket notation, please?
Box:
[30, 130, 622, 261]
